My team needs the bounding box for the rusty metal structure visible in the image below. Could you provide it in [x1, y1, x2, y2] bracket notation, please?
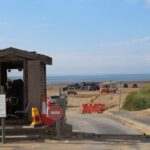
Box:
[0, 47, 52, 121]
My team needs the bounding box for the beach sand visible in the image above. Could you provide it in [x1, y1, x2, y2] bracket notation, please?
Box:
[46, 82, 150, 115]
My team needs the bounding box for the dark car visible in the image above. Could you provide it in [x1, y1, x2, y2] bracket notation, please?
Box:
[132, 84, 138, 88]
[123, 83, 128, 88]
[67, 87, 77, 95]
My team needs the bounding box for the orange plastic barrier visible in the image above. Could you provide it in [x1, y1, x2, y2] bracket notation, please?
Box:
[82, 103, 106, 113]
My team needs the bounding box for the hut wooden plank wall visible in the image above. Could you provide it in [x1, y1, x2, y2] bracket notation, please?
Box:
[0, 47, 52, 121]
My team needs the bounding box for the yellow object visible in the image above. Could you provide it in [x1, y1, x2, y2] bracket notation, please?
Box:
[90, 95, 100, 103]
[31, 107, 43, 127]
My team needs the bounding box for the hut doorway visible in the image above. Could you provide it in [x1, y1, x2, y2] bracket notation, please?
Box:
[1, 61, 25, 122]
[6, 68, 24, 119]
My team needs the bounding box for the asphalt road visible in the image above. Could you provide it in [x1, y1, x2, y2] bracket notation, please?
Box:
[66, 113, 142, 135]
[113, 112, 150, 126]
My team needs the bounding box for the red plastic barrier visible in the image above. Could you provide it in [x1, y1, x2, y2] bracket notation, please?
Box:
[100, 104, 106, 111]
[82, 103, 106, 113]
[93, 104, 99, 112]
[89, 104, 94, 113]
[82, 104, 90, 113]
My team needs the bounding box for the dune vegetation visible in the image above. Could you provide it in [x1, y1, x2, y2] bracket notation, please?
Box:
[123, 86, 150, 111]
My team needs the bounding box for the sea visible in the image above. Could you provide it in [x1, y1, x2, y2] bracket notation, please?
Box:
[46, 74, 150, 84]
[9, 74, 150, 84]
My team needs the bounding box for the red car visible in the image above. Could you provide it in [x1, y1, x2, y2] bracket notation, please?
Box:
[100, 82, 118, 93]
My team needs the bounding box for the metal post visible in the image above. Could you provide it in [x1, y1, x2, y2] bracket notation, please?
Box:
[55, 89, 68, 139]
[56, 92, 62, 139]
[59, 88, 62, 96]
[119, 82, 121, 113]
[56, 119, 61, 139]
[0, 86, 5, 144]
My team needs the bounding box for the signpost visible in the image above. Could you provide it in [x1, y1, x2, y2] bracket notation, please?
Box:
[0, 86, 6, 144]
[118, 82, 121, 113]
[47, 90, 69, 139]
[47, 91, 67, 139]
[48, 105, 64, 139]
[48, 105, 64, 121]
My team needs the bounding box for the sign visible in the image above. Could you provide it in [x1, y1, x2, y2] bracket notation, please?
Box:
[48, 105, 63, 121]
[0, 95, 6, 118]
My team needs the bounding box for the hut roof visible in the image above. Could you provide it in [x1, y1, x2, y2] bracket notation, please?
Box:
[0, 47, 52, 64]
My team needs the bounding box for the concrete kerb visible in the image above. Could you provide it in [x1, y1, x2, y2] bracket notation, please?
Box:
[104, 111, 150, 136]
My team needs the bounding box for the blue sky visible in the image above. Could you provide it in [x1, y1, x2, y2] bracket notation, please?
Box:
[1, 0, 150, 75]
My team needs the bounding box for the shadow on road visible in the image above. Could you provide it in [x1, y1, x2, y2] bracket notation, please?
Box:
[2, 131, 150, 144]
[71, 132, 150, 143]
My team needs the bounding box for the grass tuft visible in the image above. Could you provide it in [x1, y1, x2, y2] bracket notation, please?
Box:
[122, 86, 150, 111]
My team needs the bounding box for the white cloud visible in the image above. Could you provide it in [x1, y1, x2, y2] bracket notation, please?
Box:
[99, 36, 150, 47]
[0, 37, 15, 49]
[128, 36, 150, 44]
[0, 38, 9, 43]
[46, 50, 150, 75]
[146, 0, 150, 6]
[144, 54, 150, 63]
[125, 0, 150, 7]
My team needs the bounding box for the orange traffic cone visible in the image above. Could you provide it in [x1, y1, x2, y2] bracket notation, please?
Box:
[41, 96, 53, 126]
[31, 107, 43, 127]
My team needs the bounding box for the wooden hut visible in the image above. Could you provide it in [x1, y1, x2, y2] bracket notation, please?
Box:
[0, 47, 52, 121]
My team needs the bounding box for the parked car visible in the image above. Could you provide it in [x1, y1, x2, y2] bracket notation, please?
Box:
[95, 85, 100, 91]
[100, 82, 118, 93]
[63, 86, 68, 91]
[48, 95, 60, 104]
[49, 94, 68, 105]
[123, 83, 128, 88]
[67, 87, 77, 95]
[80, 86, 88, 91]
[132, 83, 138, 88]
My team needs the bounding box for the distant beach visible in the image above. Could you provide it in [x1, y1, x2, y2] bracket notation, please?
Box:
[46, 74, 150, 84]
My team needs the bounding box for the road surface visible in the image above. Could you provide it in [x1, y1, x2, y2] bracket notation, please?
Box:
[66, 113, 142, 135]
[113, 111, 150, 126]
